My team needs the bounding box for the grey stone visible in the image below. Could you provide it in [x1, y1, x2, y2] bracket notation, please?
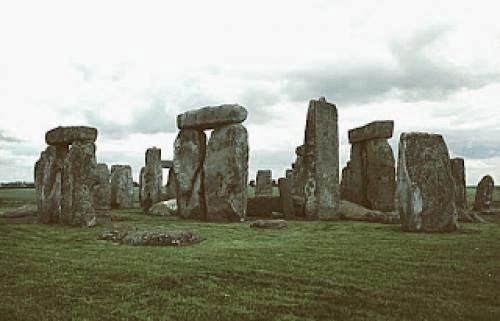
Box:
[139, 166, 145, 206]
[255, 170, 273, 196]
[143, 147, 163, 213]
[303, 97, 340, 219]
[173, 129, 206, 219]
[365, 139, 395, 211]
[247, 195, 282, 217]
[204, 124, 248, 221]
[46, 126, 97, 145]
[291, 154, 307, 216]
[61, 141, 98, 227]
[0, 205, 38, 218]
[279, 171, 295, 217]
[161, 160, 173, 168]
[92, 163, 111, 210]
[164, 168, 177, 200]
[295, 145, 305, 156]
[98, 228, 203, 246]
[110, 165, 134, 209]
[348, 120, 394, 144]
[177, 104, 248, 130]
[397, 132, 458, 232]
[473, 175, 494, 211]
[450, 158, 468, 219]
[250, 219, 288, 229]
[149, 201, 176, 216]
[341, 144, 367, 207]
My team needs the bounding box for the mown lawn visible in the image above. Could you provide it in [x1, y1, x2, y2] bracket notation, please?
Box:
[0, 188, 499, 321]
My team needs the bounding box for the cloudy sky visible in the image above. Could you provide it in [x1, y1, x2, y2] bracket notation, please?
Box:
[1, 0, 499, 185]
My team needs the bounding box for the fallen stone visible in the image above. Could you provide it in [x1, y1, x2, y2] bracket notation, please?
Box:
[45, 126, 97, 145]
[149, 200, 177, 216]
[255, 170, 273, 196]
[397, 132, 458, 232]
[177, 104, 248, 130]
[204, 124, 248, 221]
[110, 165, 134, 209]
[348, 120, 394, 144]
[473, 175, 494, 211]
[250, 219, 288, 229]
[98, 228, 203, 246]
[0, 205, 38, 218]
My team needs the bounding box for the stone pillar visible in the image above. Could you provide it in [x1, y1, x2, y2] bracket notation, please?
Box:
[92, 163, 111, 210]
[165, 168, 177, 200]
[279, 169, 295, 217]
[143, 147, 162, 213]
[303, 97, 340, 219]
[397, 132, 458, 232]
[473, 175, 494, 211]
[450, 158, 467, 218]
[35, 145, 63, 223]
[255, 170, 273, 196]
[110, 165, 134, 209]
[139, 166, 145, 206]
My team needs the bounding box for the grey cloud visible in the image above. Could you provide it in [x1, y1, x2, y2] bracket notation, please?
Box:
[282, 26, 499, 106]
[0, 131, 22, 143]
[239, 87, 281, 124]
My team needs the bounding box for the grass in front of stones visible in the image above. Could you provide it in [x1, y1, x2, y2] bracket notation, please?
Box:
[0, 188, 500, 321]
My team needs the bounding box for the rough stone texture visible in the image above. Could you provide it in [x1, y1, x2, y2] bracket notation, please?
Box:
[339, 200, 400, 224]
[341, 144, 366, 206]
[161, 160, 173, 168]
[149, 201, 175, 216]
[91, 163, 111, 210]
[450, 158, 468, 219]
[291, 154, 307, 216]
[204, 124, 248, 221]
[279, 171, 295, 217]
[98, 228, 203, 246]
[173, 129, 206, 219]
[0, 205, 38, 218]
[303, 98, 340, 219]
[365, 139, 395, 211]
[177, 104, 248, 130]
[295, 145, 305, 156]
[164, 168, 177, 200]
[473, 175, 495, 211]
[60, 141, 98, 227]
[255, 170, 273, 196]
[35, 145, 65, 223]
[143, 147, 163, 213]
[348, 120, 394, 144]
[46, 126, 97, 145]
[139, 166, 145, 206]
[250, 219, 288, 229]
[397, 132, 458, 232]
[247, 196, 282, 217]
[110, 165, 134, 209]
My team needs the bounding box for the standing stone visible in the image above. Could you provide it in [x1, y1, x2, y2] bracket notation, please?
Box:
[165, 169, 177, 201]
[139, 166, 145, 206]
[279, 170, 295, 217]
[341, 143, 367, 207]
[110, 165, 134, 209]
[92, 163, 111, 210]
[177, 104, 248, 130]
[256, 170, 273, 196]
[397, 132, 458, 232]
[35, 145, 64, 223]
[303, 97, 340, 219]
[143, 147, 163, 213]
[450, 158, 467, 218]
[204, 124, 248, 221]
[365, 139, 395, 211]
[473, 175, 495, 211]
[61, 141, 98, 227]
[173, 129, 206, 219]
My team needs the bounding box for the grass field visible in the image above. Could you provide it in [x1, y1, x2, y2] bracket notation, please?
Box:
[0, 188, 499, 321]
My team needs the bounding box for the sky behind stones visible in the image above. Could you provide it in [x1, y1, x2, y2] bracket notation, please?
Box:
[1, 0, 499, 185]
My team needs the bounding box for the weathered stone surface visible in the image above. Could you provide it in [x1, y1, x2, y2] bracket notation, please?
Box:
[295, 145, 305, 156]
[397, 132, 458, 232]
[110, 165, 134, 209]
[35, 145, 65, 223]
[173, 129, 206, 219]
[161, 160, 173, 168]
[348, 120, 394, 144]
[279, 171, 295, 217]
[365, 139, 395, 211]
[291, 155, 307, 216]
[164, 169, 177, 200]
[450, 158, 468, 219]
[247, 196, 282, 217]
[177, 104, 248, 130]
[473, 175, 494, 211]
[143, 147, 163, 213]
[92, 163, 111, 210]
[339, 200, 399, 224]
[139, 166, 145, 206]
[45, 126, 97, 145]
[0, 204, 38, 218]
[149, 201, 175, 216]
[303, 98, 340, 219]
[204, 124, 248, 221]
[250, 219, 288, 229]
[61, 141, 98, 227]
[256, 170, 273, 196]
[98, 228, 203, 246]
[341, 144, 366, 206]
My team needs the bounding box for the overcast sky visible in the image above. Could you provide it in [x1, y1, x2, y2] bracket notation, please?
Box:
[1, 0, 499, 185]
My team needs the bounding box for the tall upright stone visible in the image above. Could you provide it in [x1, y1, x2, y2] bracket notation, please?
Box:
[142, 147, 163, 213]
[173, 129, 206, 219]
[473, 175, 494, 211]
[279, 169, 295, 217]
[165, 168, 177, 201]
[303, 97, 340, 219]
[397, 132, 458, 232]
[365, 139, 396, 211]
[256, 170, 273, 196]
[139, 166, 145, 206]
[450, 158, 467, 218]
[110, 165, 134, 209]
[35, 145, 64, 223]
[204, 124, 248, 221]
[92, 163, 111, 210]
[61, 141, 98, 227]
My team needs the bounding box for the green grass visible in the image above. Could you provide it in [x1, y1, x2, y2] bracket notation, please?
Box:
[0, 188, 499, 321]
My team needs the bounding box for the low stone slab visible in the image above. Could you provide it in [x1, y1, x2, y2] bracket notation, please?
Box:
[348, 120, 394, 144]
[177, 104, 248, 130]
[46, 126, 98, 145]
[0, 205, 38, 218]
[149, 200, 177, 216]
[98, 228, 203, 246]
[250, 219, 288, 229]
